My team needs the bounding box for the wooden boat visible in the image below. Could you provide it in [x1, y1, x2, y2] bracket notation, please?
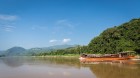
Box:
[79, 51, 136, 62]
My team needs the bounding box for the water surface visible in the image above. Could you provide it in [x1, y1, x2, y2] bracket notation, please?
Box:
[0, 57, 140, 78]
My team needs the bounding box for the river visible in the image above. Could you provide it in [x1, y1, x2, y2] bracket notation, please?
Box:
[0, 56, 140, 78]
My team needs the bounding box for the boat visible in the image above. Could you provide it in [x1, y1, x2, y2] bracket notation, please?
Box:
[79, 51, 136, 62]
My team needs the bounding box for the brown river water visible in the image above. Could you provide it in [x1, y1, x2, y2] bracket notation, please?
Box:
[0, 57, 140, 78]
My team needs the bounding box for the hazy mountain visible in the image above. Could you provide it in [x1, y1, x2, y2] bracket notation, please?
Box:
[0, 51, 3, 54]
[5, 47, 26, 56]
[1, 44, 77, 56]
[26, 44, 77, 55]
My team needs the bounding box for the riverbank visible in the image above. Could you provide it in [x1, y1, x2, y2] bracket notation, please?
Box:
[1, 54, 140, 59]
[0, 54, 80, 58]
[32, 54, 80, 58]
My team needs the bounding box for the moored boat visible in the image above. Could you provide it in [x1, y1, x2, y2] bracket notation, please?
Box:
[79, 51, 136, 62]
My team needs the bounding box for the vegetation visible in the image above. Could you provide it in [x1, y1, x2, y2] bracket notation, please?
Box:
[0, 45, 77, 56]
[34, 45, 87, 56]
[88, 18, 140, 54]
[36, 18, 140, 56]
[0, 18, 140, 56]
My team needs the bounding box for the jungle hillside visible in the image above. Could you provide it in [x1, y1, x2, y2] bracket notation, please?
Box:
[34, 18, 140, 56]
[88, 18, 140, 54]
[2, 18, 139, 56]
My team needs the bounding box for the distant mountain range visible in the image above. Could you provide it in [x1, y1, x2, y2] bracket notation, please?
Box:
[5, 47, 26, 56]
[0, 51, 4, 55]
[0, 44, 77, 56]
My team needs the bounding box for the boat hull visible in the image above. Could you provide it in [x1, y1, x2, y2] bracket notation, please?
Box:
[79, 56, 135, 62]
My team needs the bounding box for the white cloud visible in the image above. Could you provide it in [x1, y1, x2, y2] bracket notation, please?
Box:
[31, 25, 47, 30]
[4, 25, 16, 32]
[0, 14, 18, 21]
[49, 39, 58, 43]
[51, 19, 76, 35]
[49, 38, 71, 44]
[0, 14, 18, 32]
[55, 19, 74, 29]
[62, 38, 71, 43]
[56, 19, 67, 24]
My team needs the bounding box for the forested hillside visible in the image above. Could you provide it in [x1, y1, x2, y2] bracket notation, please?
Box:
[2, 18, 139, 56]
[40, 18, 140, 55]
[88, 18, 140, 54]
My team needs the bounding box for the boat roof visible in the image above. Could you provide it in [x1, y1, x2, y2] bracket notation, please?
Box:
[119, 51, 136, 54]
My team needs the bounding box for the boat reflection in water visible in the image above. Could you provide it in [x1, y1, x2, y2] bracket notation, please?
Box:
[81, 60, 140, 78]
[80, 59, 140, 68]
[80, 57, 140, 78]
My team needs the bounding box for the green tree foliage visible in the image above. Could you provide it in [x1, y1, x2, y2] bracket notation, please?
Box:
[88, 18, 140, 54]
[35, 18, 140, 56]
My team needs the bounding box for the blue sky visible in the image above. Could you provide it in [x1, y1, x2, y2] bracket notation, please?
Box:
[0, 0, 140, 50]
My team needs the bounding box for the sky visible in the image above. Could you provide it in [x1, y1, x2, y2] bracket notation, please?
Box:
[0, 0, 140, 50]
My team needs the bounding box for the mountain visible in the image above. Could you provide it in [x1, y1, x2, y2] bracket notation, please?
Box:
[26, 18, 140, 55]
[26, 44, 77, 55]
[1, 45, 77, 56]
[88, 18, 140, 54]
[0, 51, 4, 54]
[28, 44, 76, 52]
[5, 47, 26, 56]
[0, 51, 5, 57]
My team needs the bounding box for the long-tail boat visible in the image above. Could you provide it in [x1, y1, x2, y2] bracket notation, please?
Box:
[79, 51, 136, 62]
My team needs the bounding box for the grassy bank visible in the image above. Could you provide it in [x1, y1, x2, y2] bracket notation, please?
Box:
[30, 54, 80, 58]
